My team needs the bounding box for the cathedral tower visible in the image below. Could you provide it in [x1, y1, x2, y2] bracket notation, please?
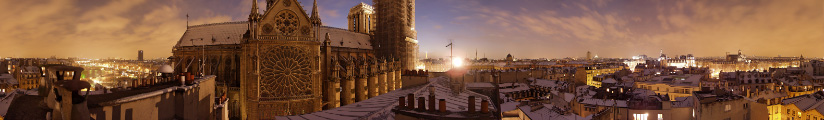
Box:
[372, 0, 418, 70]
[241, 0, 322, 119]
[348, 3, 375, 34]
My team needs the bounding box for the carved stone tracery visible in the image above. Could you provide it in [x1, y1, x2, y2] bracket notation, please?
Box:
[259, 45, 313, 99]
[276, 10, 299, 36]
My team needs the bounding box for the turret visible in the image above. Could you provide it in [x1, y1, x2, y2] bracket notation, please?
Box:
[249, 0, 260, 38]
[310, 0, 322, 25]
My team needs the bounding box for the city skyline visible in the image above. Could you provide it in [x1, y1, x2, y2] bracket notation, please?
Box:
[0, 0, 822, 59]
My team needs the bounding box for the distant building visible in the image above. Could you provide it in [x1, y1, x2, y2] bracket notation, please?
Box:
[506, 54, 514, 62]
[587, 51, 592, 60]
[138, 50, 143, 61]
[635, 74, 705, 101]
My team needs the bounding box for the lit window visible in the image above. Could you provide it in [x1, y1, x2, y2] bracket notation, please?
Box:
[725, 104, 731, 112]
[634, 113, 648, 120]
[658, 114, 663, 120]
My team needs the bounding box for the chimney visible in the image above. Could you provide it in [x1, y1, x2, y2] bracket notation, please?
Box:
[418, 97, 425, 111]
[481, 99, 489, 114]
[439, 99, 446, 113]
[399, 97, 405, 108]
[0, 60, 7, 74]
[429, 96, 436, 111]
[407, 94, 415, 109]
[468, 96, 476, 113]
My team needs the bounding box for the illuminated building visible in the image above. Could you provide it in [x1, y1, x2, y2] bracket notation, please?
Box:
[574, 64, 626, 88]
[692, 90, 765, 120]
[635, 74, 704, 101]
[13, 66, 41, 90]
[776, 91, 824, 120]
[665, 54, 696, 68]
[348, 3, 375, 34]
[171, 0, 417, 118]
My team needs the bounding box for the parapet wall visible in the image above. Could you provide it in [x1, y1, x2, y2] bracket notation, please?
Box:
[89, 75, 216, 120]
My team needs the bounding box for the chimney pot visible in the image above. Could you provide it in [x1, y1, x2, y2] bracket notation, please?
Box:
[418, 97, 425, 111]
[429, 96, 436, 111]
[481, 99, 489, 114]
[399, 97, 405, 108]
[407, 94, 415, 109]
[468, 96, 476, 113]
[439, 99, 446, 113]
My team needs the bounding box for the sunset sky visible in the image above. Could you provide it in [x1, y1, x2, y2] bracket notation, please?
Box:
[0, 0, 822, 59]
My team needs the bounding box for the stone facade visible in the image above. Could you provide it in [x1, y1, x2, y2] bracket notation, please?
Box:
[172, 0, 417, 119]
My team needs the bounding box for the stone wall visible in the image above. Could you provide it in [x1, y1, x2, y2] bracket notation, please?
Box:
[89, 76, 215, 120]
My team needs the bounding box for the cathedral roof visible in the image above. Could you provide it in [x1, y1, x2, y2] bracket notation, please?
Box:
[317, 26, 373, 50]
[176, 21, 372, 50]
[176, 21, 248, 47]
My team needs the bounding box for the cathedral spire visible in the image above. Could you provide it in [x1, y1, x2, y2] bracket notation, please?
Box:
[251, 0, 259, 16]
[310, 0, 322, 25]
[249, 0, 259, 38]
[250, 0, 259, 22]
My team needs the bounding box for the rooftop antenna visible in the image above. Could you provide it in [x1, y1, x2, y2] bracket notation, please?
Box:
[446, 39, 453, 69]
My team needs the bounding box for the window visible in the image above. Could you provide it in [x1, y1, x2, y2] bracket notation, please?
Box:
[634, 113, 649, 120]
[658, 114, 663, 120]
[725, 104, 731, 112]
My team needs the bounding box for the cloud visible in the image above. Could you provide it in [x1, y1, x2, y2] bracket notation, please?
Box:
[433, 25, 443, 29]
[454, 16, 471, 20]
[0, 0, 253, 59]
[441, 0, 823, 58]
[324, 9, 340, 18]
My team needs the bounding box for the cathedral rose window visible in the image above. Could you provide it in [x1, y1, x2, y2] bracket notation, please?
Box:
[259, 45, 312, 98]
[275, 10, 298, 36]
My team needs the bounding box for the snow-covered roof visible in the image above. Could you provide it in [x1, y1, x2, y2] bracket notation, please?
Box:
[20, 66, 40, 73]
[602, 78, 617, 84]
[176, 21, 247, 47]
[0, 74, 16, 85]
[577, 98, 628, 107]
[532, 79, 567, 89]
[277, 77, 494, 120]
[671, 97, 694, 108]
[276, 83, 422, 120]
[500, 83, 531, 93]
[781, 93, 824, 116]
[518, 104, 589, 120]
[500, 102, 521, 112]
[749, 91, 787, 100]
[643, 74, 702, 87]
[466, 82, 495, 88]
[0, 90, 22, 116]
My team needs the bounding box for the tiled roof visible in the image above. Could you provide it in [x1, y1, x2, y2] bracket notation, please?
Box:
[318, 26, 372, 50]
[176, 21, 248, 47]
[175, 22, 373, 50]
[671, 97, 694, 108]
